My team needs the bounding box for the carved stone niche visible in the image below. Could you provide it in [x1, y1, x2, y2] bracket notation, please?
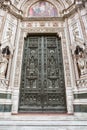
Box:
[0, 44, 11, 89]
[0, 44, 11, 79]
[74, 45, 87, 78]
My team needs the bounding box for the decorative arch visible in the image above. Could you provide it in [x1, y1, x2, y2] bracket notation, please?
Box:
[13, 0, 74, 13]
[17, 0, 65, 16]
[28, 1, 58, 17]
[20, 0, 64, 9]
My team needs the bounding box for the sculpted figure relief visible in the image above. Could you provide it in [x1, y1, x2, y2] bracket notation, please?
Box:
[49, 50, 56, 76]
[0, 44, 10, 78]
[74, 45, 87, 77]
[29, 50, 36, 75]
[50, 56, 55, 74]
[29, 56, 35, 74]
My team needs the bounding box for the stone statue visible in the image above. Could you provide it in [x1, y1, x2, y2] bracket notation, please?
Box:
[0, 55, 8, 78]
[74, 45, 87, 76]
[0, 44, 10, 78]
[77, 52, 85, 75]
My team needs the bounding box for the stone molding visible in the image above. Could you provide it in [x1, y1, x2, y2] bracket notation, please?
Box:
[11, 23, 74, 114]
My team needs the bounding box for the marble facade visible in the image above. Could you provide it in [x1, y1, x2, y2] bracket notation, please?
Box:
[0, 0, 87, 129]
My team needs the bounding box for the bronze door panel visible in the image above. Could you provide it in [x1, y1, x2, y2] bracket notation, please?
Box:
[18, 35, 67, 112]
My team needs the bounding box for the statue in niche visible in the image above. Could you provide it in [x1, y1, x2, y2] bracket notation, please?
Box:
[0, 44, 10, 78]
[74, 45, 87, 76]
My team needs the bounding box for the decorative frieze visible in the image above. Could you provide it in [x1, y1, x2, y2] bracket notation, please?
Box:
[21, 21, 64, 29]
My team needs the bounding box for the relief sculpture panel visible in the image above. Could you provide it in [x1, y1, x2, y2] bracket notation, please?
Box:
[19, 35, 66, 112]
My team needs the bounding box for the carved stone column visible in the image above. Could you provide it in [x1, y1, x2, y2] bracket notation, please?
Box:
[11, 19, 21, 114]
[64, 18, 74, 114]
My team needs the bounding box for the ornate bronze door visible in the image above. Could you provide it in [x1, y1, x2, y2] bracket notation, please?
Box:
[18, 35, 67, 112]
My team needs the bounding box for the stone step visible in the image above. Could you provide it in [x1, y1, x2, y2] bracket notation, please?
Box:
[0, 114, 87, 130]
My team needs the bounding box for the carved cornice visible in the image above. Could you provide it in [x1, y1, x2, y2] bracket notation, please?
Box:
[23, 17, 64, 22]
[0, 0, 22, 19]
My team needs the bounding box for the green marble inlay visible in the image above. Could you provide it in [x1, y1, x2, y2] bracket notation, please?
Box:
[74, 93, 87, 99]
[74, 105, 87, 112]
[0, 93, 11, 99]
[0, 105, 11, 112]
[0, 105, 4, 112]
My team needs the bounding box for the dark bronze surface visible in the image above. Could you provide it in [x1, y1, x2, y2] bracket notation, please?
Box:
[19, 35, 67, 113]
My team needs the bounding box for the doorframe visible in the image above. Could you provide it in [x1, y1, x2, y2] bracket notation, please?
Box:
[12, 27, 74, 115]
